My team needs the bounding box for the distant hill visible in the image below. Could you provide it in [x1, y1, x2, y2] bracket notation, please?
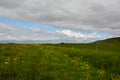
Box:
[102, 37, 120, 42]
[93, 37, 120, 53]
[93, 37, 120, 44]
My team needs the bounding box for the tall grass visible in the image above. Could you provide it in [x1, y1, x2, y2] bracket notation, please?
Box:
[0, 43, 120, 80]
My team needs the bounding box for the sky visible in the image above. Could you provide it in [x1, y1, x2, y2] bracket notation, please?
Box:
[0, 0, 120, 43]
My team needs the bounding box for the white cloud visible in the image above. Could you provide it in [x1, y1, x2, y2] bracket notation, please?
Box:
[30, 27, 41, 32]
[62, 30, 102, 39]
[0, 23, 108, 43]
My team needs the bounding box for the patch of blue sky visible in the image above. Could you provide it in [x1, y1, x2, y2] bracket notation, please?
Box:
[0, 17, 62, 32]
[0, 17, 36, 28]
[0, 17, 116, 38]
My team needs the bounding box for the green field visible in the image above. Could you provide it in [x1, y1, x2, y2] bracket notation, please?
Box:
[0, 38, 120, 80]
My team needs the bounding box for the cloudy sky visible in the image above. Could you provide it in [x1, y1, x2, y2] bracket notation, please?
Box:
[0, 0, 120, 43]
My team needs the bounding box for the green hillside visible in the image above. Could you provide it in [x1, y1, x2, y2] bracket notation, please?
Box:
[0, 37, 120, 80]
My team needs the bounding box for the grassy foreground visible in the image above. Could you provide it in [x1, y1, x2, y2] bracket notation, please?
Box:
[0, 39, 120, 80]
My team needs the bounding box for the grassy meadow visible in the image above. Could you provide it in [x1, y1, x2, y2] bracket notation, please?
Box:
[0, 38, 120, 80]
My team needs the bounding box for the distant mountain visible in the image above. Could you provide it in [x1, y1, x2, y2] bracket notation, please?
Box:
[0, 37, 120, 44]
[93, 37, 120, 44]
[0, 40, 70, 44]
[102, 37, 120, 42]
[0, 40, 48, 44]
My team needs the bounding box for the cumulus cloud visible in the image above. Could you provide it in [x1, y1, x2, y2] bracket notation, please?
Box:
[61, 30, 102, 39]
[0, 0, 120, 35]
[0, 23, 108, 43]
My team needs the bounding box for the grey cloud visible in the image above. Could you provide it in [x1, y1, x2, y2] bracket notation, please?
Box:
[0, 0, 120, 35]
[0, 23, 60, 40]
[0, 0, 24, 8]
